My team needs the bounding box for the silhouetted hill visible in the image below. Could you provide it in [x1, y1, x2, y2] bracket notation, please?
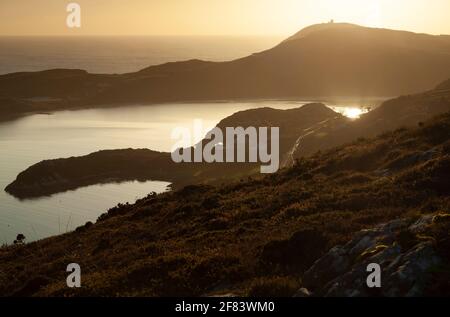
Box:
[1, 108, 449, 296]
[1, 23, 450, 120]
[5, 103, 339, 198]
[437, 78, 450, 90]
[136, 59, 216, 75]
[289, 79, 450, 161]
[90, 23, 450, 104]
[0, 98, 33, 121]
[283, 23, 361, 42]
[6, 77, 450, 199]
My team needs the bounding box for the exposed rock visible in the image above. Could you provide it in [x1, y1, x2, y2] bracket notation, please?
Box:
[409, 215, 434, 234]
[294, 288, 312, 297]
[301, 215, 443, 297]
[302, 246, 351, 289]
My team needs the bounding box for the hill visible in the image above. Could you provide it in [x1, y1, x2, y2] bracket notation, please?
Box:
[6, 78, 450, 199]
[290, 76, 450, 161]
[0, 107, 449, 296]
[5, 103, 340, 198]
[1, 23, 450, 120]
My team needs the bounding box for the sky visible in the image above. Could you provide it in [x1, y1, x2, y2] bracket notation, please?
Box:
[1, 0, 450, 36]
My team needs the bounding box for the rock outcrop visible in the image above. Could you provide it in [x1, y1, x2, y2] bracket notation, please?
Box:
[301, 214, 447, 297]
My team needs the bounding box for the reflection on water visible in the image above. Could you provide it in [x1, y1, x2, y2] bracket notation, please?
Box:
[0, 181, 170, 244]
[0, 101, 376, 243]
[330, 106, 370, 119]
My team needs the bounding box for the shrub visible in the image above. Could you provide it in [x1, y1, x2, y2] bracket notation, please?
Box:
[247, 276, 300, 297]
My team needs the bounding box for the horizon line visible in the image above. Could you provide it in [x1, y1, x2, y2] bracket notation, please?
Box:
[0, 34, 287, 38]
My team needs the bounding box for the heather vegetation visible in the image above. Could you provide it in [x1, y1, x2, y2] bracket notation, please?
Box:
[0, 111, 449, 296]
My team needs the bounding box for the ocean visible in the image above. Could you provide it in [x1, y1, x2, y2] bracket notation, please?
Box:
[0, 36, 283, 75]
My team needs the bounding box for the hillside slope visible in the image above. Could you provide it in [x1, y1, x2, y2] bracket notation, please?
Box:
[1, 23, 450, 120]
[6, 77, 450, 199]
[1, 110, 449, 297]
[290, 77, 450, 160]
[5, 103, 340, 199]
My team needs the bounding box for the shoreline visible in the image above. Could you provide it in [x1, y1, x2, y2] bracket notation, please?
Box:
[0, 96, 385, 124]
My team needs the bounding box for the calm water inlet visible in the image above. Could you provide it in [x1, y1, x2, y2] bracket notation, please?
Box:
[0, 101, 373, 244]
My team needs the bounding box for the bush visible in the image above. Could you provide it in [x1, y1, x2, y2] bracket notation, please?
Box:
[260, 229, 328, 271]
[247, 276, 300, 297]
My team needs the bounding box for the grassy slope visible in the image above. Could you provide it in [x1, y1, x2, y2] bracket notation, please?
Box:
[0, 110, 449, 297]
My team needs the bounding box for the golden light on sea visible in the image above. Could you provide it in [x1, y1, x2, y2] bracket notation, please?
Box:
[329, 106, 369, 119]
[343, 107, 367, 119]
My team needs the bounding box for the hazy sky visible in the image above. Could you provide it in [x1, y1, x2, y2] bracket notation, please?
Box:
[1, 0, 450, 36]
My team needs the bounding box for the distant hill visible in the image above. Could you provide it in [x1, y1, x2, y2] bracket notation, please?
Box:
[1, 23, 450, 120]
[290, 77, 450, 161]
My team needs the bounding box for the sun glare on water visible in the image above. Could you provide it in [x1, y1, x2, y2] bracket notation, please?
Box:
[344, 107, 366, 119]
[329, 106, 369, 119]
